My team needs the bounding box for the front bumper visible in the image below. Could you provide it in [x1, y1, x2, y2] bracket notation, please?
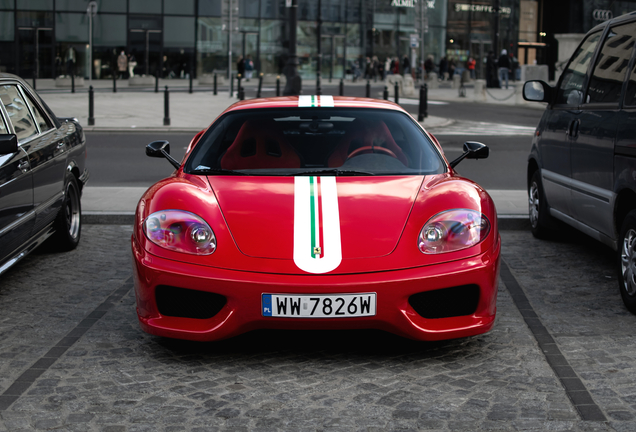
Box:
[132, 235, 501, 342]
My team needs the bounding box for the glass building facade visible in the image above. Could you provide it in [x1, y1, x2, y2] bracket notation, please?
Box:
[0, 0, 451, 80]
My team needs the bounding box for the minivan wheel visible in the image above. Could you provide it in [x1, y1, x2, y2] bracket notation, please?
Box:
[528, 170, 552, 238]
[50, 175, 82, 251]
[618, 210, 636, 314]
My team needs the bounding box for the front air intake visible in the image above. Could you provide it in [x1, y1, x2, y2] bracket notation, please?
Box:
[155, 285, 226, 319]
[408, 285, 480, 319]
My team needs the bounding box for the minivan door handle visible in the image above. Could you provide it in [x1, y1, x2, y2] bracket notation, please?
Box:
[566, 119, 580, 138]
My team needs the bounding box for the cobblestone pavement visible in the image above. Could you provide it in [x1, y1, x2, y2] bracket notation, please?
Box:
[0, 225, 634, 431]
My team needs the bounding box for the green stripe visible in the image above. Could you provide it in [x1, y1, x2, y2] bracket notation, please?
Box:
[309, 176, 316, 257]
[311, 95, 317, 107]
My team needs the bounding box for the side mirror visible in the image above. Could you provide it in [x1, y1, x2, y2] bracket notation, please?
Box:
[146, 140, 170, 157]
[146, 140, 180, 169]
[449, 141, 489, 168]
[523, 80, 552, 103]
[464, 141, 489, 159]
[0, 134, 18, 155]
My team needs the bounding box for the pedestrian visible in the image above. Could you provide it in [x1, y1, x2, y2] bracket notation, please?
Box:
[392, 57, 400, 75]
[117, 50, 128, 79]
[128, 52, 137, 78]
[448, 57, 456, 78]
[237, 55, 245, 78]
[509, 51, 520, 81]
[486, 51, 496, 88]
[424, 55, 435, 79]
[402, 55, 410, 75]
[65, 46, 76, 77]
[384, 57, 392, 78]
[439, 56, 448, 80]
[352, 59, 361, 82]
[245, 55, 254, 81]
[372, 56, 379, 81]
[497, 49, 511, 89]
[364, 57, 372, 79]
[467, 57, 476, 79]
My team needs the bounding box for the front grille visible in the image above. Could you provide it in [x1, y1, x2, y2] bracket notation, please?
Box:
[408, 285, 480, 319]
[155, 285, 226, 319]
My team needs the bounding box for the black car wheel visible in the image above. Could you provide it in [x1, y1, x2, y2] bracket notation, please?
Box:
[528, 170, 553, 238]
[51, 175, 82, 251]
[619, 210, 636, 313]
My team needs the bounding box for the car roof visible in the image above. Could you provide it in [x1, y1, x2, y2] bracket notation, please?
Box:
[222, 96, 409, 115]
[589, 11, 636, 33]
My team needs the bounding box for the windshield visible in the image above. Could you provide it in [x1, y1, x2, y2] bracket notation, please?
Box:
[185, 108, 445, 176]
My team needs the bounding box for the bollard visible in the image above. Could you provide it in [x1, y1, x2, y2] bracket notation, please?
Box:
[237, 74, 242, 99]
[418, 83, 428, 122]
[88, 85, 95, 126]
[189, 68, 193, 94]
[229, 73, 234, 98]
[33, 74, 36, 90]
[163, 86, 170, 126]
[71, 74, 75, 93]
[366, 80, 371, 98]
[239, 86, 245, 100]
[213, 73, 218, 95]
[383, 86, 389, 100]
[155, 70, 159, 93]
[339, 79, 344, 96]
[112, 72, 117, 93]
[394, 82, 399, 104]
[276, 76, 280, 96]
[256, 73, 263, 98]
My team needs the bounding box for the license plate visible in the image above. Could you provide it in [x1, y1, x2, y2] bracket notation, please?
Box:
[262, 293, 376, 318]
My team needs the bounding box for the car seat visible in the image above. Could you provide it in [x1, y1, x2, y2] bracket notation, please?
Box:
[220, 119, 301, 170]
[327, 119, 409, 167]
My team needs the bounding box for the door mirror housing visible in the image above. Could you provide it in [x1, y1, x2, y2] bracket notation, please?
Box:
[146, 140, 180, 169]
[0, 134, 18, 155]
[523, 80, 552, 103]
[449, 141, 489, 168]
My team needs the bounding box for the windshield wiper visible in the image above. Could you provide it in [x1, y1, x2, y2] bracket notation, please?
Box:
[290, 169, 374, 176]
[191, 167, 247, 175]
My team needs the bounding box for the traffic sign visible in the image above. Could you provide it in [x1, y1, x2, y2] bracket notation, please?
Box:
[86, 0, 98, 17]
[222, 0, 239, 32]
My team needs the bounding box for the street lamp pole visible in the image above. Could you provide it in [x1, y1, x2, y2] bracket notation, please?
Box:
[283, 0, 302, 95]
[316, 0, 322, 95]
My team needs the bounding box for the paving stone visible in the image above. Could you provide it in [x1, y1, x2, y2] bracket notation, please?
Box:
[0, 226, 636, 430]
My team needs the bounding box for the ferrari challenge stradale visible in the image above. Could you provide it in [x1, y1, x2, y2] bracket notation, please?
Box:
[131, 95, 501, 342]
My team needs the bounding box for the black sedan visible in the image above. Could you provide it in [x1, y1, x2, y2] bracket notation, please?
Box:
[0, 73, 88, 275]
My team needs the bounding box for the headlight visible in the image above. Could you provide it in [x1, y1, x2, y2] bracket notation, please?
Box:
[418, 209, 490, 254]
[143, 210, 216, 255]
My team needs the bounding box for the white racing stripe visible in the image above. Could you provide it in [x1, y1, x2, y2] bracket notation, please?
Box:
[293, 176, 342, 273]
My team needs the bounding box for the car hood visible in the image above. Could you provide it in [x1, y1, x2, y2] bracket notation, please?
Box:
[208, 176, 423, 263]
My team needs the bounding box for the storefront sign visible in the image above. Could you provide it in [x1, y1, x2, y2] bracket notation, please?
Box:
[391, 0, 417, 7]
[593, 9, 613, 21]
[454, 4, 511, 15]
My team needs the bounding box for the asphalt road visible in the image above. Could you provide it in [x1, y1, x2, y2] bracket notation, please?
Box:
[86, 100, 542, 190]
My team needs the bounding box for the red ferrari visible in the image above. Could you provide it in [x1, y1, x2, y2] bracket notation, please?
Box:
[132, 96, 500, 342]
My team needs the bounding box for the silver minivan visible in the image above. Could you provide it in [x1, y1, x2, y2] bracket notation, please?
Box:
[524, 12, 636, 313]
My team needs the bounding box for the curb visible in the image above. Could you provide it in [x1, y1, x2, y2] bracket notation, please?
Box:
[83, 212, 530, 231]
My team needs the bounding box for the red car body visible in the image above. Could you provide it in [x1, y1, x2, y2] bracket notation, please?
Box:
[132, 96, 501, 342]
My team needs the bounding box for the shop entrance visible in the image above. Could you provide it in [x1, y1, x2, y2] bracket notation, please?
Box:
[321, 35, 345, 81]
[129, 29, 162, 76]
[17, 27, 54, 79]
[470, 40, 492, 80]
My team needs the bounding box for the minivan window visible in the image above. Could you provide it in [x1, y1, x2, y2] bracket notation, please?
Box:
[586, 22, 636, 105]
[556, 31, 601, 105]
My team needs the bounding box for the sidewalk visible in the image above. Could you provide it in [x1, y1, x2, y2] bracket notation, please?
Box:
[32, 80, 529, 227]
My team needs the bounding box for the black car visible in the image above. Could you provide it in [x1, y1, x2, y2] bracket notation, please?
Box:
[523, 12, 636, 313]
[0, 73, 88, 275]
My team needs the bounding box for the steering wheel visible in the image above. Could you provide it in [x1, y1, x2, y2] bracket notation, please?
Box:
[346, 146, 398, 160]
